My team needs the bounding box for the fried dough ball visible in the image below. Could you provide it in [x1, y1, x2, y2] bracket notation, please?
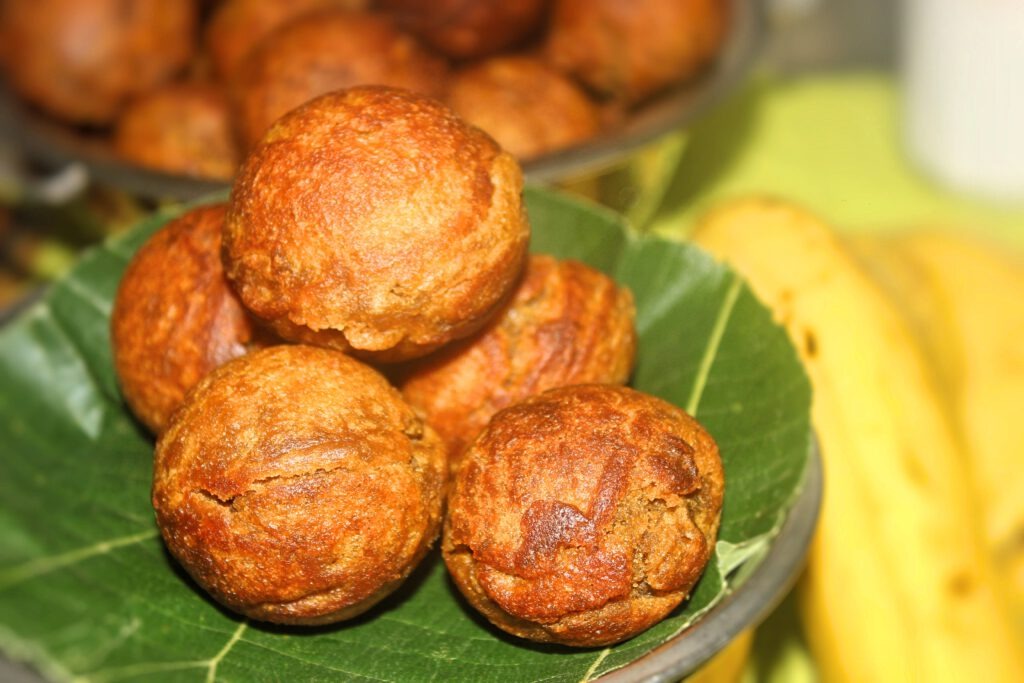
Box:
[401, 254, 635, 464]
[224, 86, 530, 363]
[204, 0, 367, 81]
[0, 0, 197, 125]
[229, 10, 449, 149]
[443, 384, 724, 646]
[545, 0, 729, 104]
[445, 56, 602, 160]
[111, 204, 273, 434]
[153, 345, 448, 625]
[113, 82, 239, 180]
[379, 0, 549, 60]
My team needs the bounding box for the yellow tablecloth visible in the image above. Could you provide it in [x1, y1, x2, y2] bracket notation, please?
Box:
[649, 72, 1024, 249]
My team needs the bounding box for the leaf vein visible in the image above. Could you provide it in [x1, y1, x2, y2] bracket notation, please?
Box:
[237, 638, 393, 681]
[580, 647, 611, 682]
[76, 658, 207, 682]
[206, 620, 247, 683]
[58, 275, 114, 320]
[686, 275, 742, 416]
[0, 528, 158, 591]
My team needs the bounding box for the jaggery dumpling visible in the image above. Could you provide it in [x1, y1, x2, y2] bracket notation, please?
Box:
[113, 82, 239, 180]
[224, 86, 530, 363]
[443, 384, 724, 647]
[445, 56, 602, 160]
[229, 9, 449, 149]
[0, 0, 197, 124]
[545, 0, 729, 104]
[401, 254, 635, 463]
[379, 0, 549, 60]
[153, 345, 448, 625]
[111, 204, 272, 434]
[205, 0, 367, 81]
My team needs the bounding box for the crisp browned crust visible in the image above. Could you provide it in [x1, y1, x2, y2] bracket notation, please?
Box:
[443, 384, 723, 646]
[152, 345, 449, 625]
[224, 86, 530, 362]
[0, 0, 196, 125]
[379, 0, 550, 60]
[205, 0, 367, 82]
[110, 204, 273, 434]
[545, 0, 729, 104]
[113, 82, 239, 180]
[401, 254, 635, 464]
[445, 56, 602, 160]
[228, 9, 449, 149]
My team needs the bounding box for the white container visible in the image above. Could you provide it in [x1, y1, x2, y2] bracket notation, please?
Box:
[903, 0, 1024, 202]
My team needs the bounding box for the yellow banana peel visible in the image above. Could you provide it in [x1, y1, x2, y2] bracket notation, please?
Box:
[848, 230, 1024, 628]
[691, 198, 1024, 682]
[686, 629, 753, 683]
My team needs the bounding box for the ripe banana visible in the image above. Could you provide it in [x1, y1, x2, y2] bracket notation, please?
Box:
[848, 230, 1024, 627]
[687, 629, 752, 683]
[691, 198, 1024, 682]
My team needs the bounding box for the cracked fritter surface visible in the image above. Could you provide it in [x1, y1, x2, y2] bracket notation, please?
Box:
[401, 254, 635, 465]
[443, 384, 723, 646]
[152, 345, 448, 625]
[224, 86, 530, 363]
[111, 204, 271, 434]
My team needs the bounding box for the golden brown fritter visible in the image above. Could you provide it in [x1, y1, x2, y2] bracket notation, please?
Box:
[153, 345, 449, 625]
[111, 204, 272, 434]
[401, 254, 635, 464]
[113, 82, 239, 180]
[445, 55, 602, 160]
[224, 86, 530, 363]
[204, 0, 367, 81]
[444, 384, 724, 647]
[379, 0, 550, 60]
[545, 0, 729, 104]
[0, 0, 197, 125]
[228, 9, 449, 149]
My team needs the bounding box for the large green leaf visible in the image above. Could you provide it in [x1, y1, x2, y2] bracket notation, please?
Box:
[0, 186, 811, 682]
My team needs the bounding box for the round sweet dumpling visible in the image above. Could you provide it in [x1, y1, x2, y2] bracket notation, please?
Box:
[152, 345, 448, 625]
[379, 0, 550, 60]
[0, 0, 197, 124]
[111, 204, 273, 434]
[545, 0, 729, 104]
[400, 254, 635, 464]
[445, 55, 602, 160]
[204, 0, 368, 81]
[113, 82, 239, 180]
[443, 384, 724, 647]
[224, 86, 530, 363]
[229, 10, 449, 149]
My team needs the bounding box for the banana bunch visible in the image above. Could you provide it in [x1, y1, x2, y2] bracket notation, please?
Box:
[690, 198, 1024, 681]
[847, 230, 1024, 628]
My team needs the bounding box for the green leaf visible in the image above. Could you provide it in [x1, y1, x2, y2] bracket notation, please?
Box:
[0, 186, 812, 682]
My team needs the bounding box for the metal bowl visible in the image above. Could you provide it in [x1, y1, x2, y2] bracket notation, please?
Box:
[0, 0, 762, 200]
